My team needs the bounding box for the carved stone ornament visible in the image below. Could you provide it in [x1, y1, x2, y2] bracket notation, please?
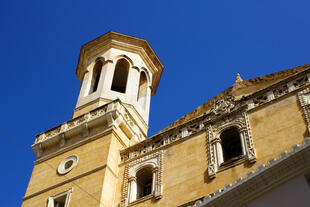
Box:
[210, 95, 236, 116]
[207, 111, 256, 179]
[297, 87, 310, 133]
[121, 151, 163, 207]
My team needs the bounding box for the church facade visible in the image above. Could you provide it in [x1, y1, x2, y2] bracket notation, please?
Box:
[22, 32, 310, 207]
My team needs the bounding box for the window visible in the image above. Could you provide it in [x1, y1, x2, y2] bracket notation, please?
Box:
[206, 108, 256, 179]
[220, 127, 243, 164]
[47, 189, 72, 207]
[89, 61, 103, 94]
[136, 167, 153, 199]
[111, 59, 129, 93]
[137, 71, 148, 110]
[122, 151, 163, 206]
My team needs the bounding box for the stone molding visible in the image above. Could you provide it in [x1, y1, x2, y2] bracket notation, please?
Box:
[120, 71, 310, 163]
[57, 155, 78, 175]
[210, 95, 236, 116]
[207, 110, 255, 179]
[32, 100, 145, 159]
[187, 137, 310, 207]
[297, 87, 310, 133]
[47, 188, 72, 207]
[121, 151, 163, 207]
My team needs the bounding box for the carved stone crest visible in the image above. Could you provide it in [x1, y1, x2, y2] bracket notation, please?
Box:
[211, 95, 236, 116]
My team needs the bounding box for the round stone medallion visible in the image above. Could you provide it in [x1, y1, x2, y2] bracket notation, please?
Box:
[57, 155, 78, 175]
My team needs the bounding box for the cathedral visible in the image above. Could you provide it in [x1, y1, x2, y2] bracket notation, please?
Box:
[21, 31, 310, 207]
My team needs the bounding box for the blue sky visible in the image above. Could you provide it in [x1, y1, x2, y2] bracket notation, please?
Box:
[1, 0, 310, 206]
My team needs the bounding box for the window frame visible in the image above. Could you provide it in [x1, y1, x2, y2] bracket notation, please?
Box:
[111, 58, 130, 94]
[47, 188, 72, 207]
[121, 151, 163, 207]
[207, 111, 256, 179]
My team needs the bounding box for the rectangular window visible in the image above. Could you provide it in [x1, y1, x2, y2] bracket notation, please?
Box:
[47, 188, 72, 207]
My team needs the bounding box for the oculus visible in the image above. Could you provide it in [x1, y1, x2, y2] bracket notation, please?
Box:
[57, 155, 78, 175]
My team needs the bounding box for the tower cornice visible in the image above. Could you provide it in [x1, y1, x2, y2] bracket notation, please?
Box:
[32, 100, 146, 161]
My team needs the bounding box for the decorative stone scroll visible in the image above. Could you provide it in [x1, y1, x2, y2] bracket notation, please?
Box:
[248, 73, 310, 109]
[207, 110, 256, 179]
[121, 71, 310, 164]
[210, 95, 236, 116]
[121, 121, 204, 162]
[121, 151, 163, 207]
[298, 87, 310, 133]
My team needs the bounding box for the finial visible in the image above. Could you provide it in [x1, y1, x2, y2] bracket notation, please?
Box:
[235, 73, 243, 83]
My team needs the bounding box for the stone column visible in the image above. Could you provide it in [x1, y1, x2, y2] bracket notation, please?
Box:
[128, 176, 137, 202]
[240, 131, 246, 156]
[214, 138, 223, 166]
[152, 167, 158, 195]
[126, 67, 140, 102]
[144, 85, 152, 123]
[100, 60, 115, 94]
[153, 166, 162, 198]
[76, 61, 95, 101]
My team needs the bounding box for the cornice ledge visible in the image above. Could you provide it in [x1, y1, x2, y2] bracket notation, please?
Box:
[189, 137, 310, 207]
[121, 70, 310, 162]
[32, 100, 144, 159]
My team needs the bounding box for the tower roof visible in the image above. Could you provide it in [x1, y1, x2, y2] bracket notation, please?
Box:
[76, 31, 164, 95]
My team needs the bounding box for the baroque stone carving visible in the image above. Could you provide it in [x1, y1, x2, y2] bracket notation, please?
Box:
[121, 151, 163, 207]
[249, 73, 310, 109]
[206, 111, 256, 179]
[121, 121, 204, 162]
[298, 87, 310, 133]
[33, 100, 146, 159]
[121, 71, 310, 164]
[188, 138, 310, 207]
[210, 95, 236, 116]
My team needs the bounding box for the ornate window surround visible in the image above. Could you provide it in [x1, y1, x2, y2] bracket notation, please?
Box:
[298, 87, 310, 133]
[121, 151, 163, 207]
[207, 96, 256, 179]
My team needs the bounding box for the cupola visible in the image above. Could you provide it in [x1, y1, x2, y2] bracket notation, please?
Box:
[73, 31, 163, 135]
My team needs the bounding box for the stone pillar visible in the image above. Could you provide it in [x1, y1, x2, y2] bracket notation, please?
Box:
[128, 177, 137, 202]
[77, 61, 94, 99]
[152, 167, 157, 195]
[100, 60, 115, 94]
[214, 138, 223, 166]
[240, 131, 246, 156]
[127, 67, 140, 102]
[144, 85, 152, 123]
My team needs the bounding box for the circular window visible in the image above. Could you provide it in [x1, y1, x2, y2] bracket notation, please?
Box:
[57, 155, 78, 175]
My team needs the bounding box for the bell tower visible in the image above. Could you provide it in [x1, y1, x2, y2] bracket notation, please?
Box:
[73, 31, 163, 137]
[21, 32, 163, 207]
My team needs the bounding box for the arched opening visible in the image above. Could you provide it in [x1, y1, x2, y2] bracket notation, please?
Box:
[111, 59, 129, 93]
[137, 71, 148, 109]
[220, 127, 243, 163]
[136, 167, 153, 199]
[89, 61, 103, 94]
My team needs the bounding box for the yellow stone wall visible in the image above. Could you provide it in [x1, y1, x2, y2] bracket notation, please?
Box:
[113, 93, 307, 206]
[22, 92, 308, 207]
[22, 131, 124, 207]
